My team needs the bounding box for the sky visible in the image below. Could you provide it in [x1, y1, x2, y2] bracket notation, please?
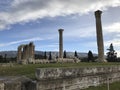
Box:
[0, 0, 120, 56]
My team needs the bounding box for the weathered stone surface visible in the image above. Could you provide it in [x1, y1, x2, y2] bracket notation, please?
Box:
[17, 42, 35, 64]
[37, 75, 103, 90]
[35, 59, 50, 64]
[0, 76, 35, 90]
[58, 29, 64, 59]
[0, 82, 4, 90]
[95, 10, 106, 62]
[1, 66, 120, 90]
[36, 66, 120, 80]
[36, 66, 120, 90]
[4, 81, 21, 90]
[22, 81, 36, 90]
[56, 58, 80, 63]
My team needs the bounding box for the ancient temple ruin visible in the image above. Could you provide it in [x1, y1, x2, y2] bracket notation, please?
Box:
[16, 10, 107, 64]
[17, 42, 35, 64]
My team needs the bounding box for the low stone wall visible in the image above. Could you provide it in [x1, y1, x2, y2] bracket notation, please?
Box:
[57, 58, 80, 63]
[0, 76, 36, 90]
[36, 66, 120, 80]
[36, 66, 120, 90]
[0, 63, 13, 67]
[35, 59, 50, 64]
[0, 82, 4, 90]
[1, 66, 120, 90]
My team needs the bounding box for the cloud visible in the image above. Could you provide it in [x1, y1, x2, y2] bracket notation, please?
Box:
[40, 43, 58, 48]
[35, 43, 59, 51]
[103, 22, 120, 42]
[105, 39, 120, 47]
[104, 22, 120, 33]
[0, 0, 120, 30]
[101, 22, 120, 55]
[64, 26, 96, 38]
[0, 37, 43, 47]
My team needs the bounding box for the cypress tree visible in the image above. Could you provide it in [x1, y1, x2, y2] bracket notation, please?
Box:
[107, 43, 117, 62]
[88, 50, 94, 62]
[63, 50, 67, 58]
[4, 54, 7, 63]
[74, 51, 78, 57]
[44, 51, 47, 59]
[48, 52, 52, 60]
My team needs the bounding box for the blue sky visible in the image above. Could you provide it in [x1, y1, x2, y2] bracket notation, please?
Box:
[0, 0, 120, 56]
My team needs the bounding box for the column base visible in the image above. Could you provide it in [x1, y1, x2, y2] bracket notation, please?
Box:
[57, 58, 63, 63]
[95, 58, 107, 62]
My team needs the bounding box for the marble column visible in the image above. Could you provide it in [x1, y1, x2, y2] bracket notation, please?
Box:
[32, 45, 35, 59]
[26, 45, 29, 59]
[58, 29, 64, 59]
[29, 42, 35, 59]
[95, 10, 106, 62]
[17, 46, 22, 62]
[23, 45, 27, 60]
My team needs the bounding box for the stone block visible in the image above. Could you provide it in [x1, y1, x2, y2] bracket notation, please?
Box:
[0, 82, 4, 90]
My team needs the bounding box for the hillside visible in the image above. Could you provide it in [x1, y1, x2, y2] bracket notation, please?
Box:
[0, 51, 97, 58]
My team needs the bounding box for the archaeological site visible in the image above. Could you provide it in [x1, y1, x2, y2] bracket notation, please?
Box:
[0, 10, 120, 90]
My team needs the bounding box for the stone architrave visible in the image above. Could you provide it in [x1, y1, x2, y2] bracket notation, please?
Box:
[95, 10, 106, 62]
[58, 29, 64, 59]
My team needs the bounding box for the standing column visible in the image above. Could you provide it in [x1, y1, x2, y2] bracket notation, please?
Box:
[58, 29, 64, 59]
[95, 10, 106, 62]
[23, 45, 27, 60]
[29, 42, 35, 59]
[17, 46, 22, 63]
[26, 45, 29, 59]
[32, 45, 35, 59]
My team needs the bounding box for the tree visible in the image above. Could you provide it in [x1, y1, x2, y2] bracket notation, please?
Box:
[35, 54, 44, 59]
[4, 54, 7, 63]
[0, 55, 3, 63]
[44, 51, 47, 59]
[107, 43, 117, 62]
[63, 50, 67, 58]
[88, 50, 94, 62]
[74, 51, 78, 57]
[48, 52, 52, 60]
[9, 57, 17, 62]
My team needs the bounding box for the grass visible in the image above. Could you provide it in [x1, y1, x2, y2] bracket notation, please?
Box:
[0, 62, 120, 79]
[1, 62, 120, 89]
[83, 81, 120, 90]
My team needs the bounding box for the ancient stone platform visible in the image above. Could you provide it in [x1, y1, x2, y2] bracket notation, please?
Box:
[0, 76, 36, 90]
[36, 66, 120, 90]
[1, 66, 120, 90]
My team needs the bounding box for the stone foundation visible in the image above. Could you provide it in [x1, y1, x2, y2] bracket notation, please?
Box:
[0, 82, 4, 90]
[57, 58, 80, 63]
[1, 66, 120, 90]
[36, 66, 120, 90]
[0, 76, 36, 90]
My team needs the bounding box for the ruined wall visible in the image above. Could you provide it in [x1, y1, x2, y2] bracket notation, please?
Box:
[0, 76, 36, 90]
[17, 42, 35, 64]
[1, 66, 120, 90]
[36, 66, 120, 90]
